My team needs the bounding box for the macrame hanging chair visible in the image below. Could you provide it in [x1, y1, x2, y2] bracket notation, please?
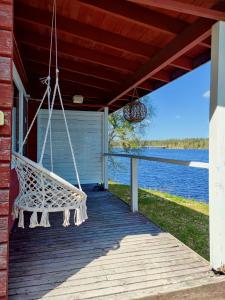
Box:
[12, 0, 87, 229]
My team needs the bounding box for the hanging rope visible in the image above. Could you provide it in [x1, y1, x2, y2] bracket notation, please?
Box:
[19, 0, 82, 189]
[12, 0, 87, 229]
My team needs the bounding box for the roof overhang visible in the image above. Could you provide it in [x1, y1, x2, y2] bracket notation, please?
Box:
[14, 0, 225, 112]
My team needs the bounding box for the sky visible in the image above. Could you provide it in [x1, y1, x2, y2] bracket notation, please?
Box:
[142, 62, 211, 140]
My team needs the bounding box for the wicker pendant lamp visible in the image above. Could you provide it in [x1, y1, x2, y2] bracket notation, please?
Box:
[123, 88, 147, 123]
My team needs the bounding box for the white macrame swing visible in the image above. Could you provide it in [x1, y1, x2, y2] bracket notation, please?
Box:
[12, 0, 87, 229]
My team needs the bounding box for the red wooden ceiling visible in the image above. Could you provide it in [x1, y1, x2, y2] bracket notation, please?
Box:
[14, 0, 225, 112]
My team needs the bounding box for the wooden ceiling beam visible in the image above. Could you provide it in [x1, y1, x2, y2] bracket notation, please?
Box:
[17, 30, 172, 86]
[29, 77, 107, 100]
[15, 17, 193, 72]
[151, 71, 170, 83]
[24, 60, 120, 91]
[20, 45, 125, 83]
[192, 49, 211, 69]
[103, 17, 214, 109]
[77, 0, 188, 35]
[200, 37, 211, 48]
[128, 0, 225, 21]
[29, 98, 105, 108]
[138, 81, 153, 91]
[16, 28, 139, 73]
[171, 57, 192, 71]
[15, 2, 158, 58]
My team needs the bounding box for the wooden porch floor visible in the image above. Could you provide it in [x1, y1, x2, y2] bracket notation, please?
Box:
[9, 189, 224, 300]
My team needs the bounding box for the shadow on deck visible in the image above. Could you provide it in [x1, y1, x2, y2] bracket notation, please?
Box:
[9, 188, 224, 300]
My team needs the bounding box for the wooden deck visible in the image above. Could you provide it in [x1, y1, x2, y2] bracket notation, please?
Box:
[9, 189, 224, 300]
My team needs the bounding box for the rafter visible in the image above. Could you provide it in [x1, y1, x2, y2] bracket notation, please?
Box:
[29, 76, 108, 100]
[15, 2, 157, 58]
[24, 60, 120, 91]
[128, 0, 225, 21]
[15, 11, 193, 72]
[17, 29, 173, 86]
[16, 28, 139, 73]
[193, 49, 211, 69]
[20, 45, 125, 83]
[77, 0, 187, 35]
[103, 17, 214, 109]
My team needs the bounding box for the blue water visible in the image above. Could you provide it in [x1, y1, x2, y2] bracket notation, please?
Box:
[109, 148, 209, 203]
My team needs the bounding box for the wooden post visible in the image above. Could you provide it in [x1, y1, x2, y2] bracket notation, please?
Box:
[209, 21, 225, 272]
[103, 107, 109, 189]
[131, 158, 138, 212]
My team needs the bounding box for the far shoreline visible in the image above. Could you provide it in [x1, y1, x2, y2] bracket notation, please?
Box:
[112, 146, 208, 150]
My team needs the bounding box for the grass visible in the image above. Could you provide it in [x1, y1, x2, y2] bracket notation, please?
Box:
[109, 181, 209, 260]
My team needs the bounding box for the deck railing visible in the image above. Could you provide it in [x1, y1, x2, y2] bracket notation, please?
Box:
[104, 152, 208, 212]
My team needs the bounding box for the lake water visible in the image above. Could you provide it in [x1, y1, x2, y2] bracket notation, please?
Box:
[109, 148, 209, 203]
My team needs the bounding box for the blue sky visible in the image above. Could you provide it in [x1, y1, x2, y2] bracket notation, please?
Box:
[142, 62, 210, 140]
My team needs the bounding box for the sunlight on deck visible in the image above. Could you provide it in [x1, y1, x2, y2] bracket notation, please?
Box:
[9, 190, 223, 300]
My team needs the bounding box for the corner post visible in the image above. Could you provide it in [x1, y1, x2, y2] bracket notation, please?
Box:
[209, 21, 225, 272]
[103, 107, 109, 189]
[131, 158, 138, 212]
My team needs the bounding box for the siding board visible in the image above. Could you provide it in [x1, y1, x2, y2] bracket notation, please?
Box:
[0, 217, 8, 242]
[0, 190, 9, 216]
[38, 110, 104, 184]
[0, 3, 12, 30]
[0, 57, 11, 82]
[0, 83, 13, 108]
[0, 243, 8, 269]
[0, 30, 12, 56]
[0, 137, 11, 161]
[0, 270, 7, 298]
[0, 163, 10, 188]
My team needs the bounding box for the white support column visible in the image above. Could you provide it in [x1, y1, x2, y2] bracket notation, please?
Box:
[131, 158, 138, 212]
[209, 21, 225, 272]
[103, 107, 109, 189]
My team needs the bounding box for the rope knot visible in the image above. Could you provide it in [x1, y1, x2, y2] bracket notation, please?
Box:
[40, 76, 51, 86]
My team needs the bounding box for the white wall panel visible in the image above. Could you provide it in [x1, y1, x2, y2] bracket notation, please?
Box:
[38, 110, 104, 184]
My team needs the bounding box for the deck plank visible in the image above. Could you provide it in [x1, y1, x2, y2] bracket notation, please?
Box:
[9, 189, 224, 300]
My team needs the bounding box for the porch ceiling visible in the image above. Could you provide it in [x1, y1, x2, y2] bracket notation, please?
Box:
[14, 0, 225, 112]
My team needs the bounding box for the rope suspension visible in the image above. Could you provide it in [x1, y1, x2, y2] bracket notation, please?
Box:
[12, 0, 87, 228]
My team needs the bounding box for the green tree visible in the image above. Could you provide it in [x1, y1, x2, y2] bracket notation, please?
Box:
[108, 97, 153, 152]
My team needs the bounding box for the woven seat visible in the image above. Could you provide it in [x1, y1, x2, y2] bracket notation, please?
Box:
[12, 152, 87, 228]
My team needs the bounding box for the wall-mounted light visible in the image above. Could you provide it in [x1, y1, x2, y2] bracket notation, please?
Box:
[72, 95, 83, 104]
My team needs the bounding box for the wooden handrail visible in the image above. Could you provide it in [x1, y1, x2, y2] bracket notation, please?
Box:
[104, 152, 208, 213]
[104, 152, 209, 169]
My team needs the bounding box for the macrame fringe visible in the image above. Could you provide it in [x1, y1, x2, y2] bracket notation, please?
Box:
[18, 209, 24, 228]
[74, 201, 88, 226]
[29, 211, 39, 228]
[82, 200, 88, 221]
[40, 210, 50, 227]
[12, 205, 19, 220]
[74, 208, 83, 225]
[63, 209, 70, 227]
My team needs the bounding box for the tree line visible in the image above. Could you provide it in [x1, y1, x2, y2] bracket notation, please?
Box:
[111, 138, 208, 149]
[139, 138, 208, 149]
